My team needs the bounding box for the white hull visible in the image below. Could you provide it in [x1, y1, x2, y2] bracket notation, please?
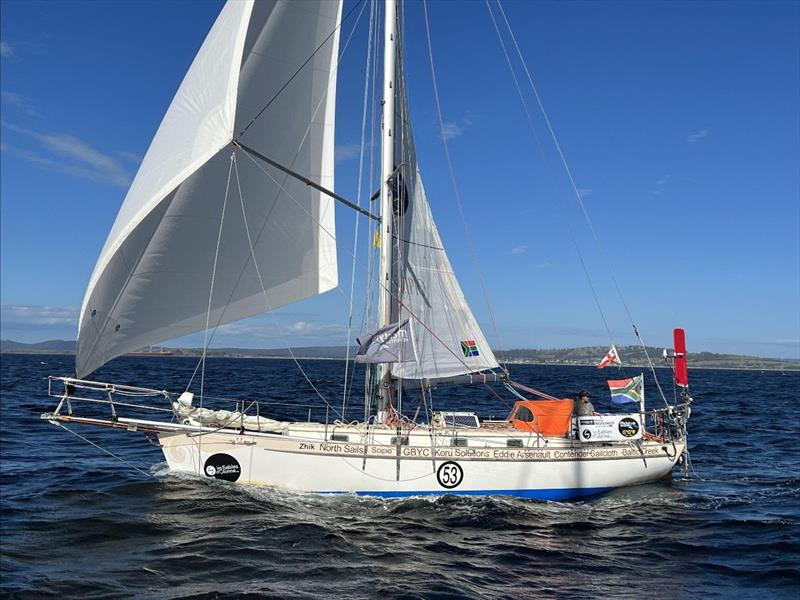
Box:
[44, 377, 690, 501]
[156, 424, 682, 500]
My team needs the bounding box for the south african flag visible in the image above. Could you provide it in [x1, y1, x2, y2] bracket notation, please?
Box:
[460, 340, 479, 358]
[607, 375, 643, 404]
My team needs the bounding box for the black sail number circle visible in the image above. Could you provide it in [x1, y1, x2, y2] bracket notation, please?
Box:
[436, 461, 464, 489]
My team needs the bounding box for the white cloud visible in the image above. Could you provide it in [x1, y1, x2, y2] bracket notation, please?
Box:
[1, 91, 24, 105]
[2, 143, 130, 187]
[1, 304, 79, 327]
[439, 112, 475, 141]
[0, 91, 38, 116]
[287, 321, 349, 338]
[577, 187, 593, 199]
[532, 324, 617, 340]
[0, 38, 48, 60]
[213, 314, 349, 346]
[442, 121, 463, 140]
[510, 245, 528, 255]
[116, 150, 143, 164]
[0, 305, 345, 348]
[535, 261, 550, 269]
[288, 320, 314, 334]
[1, 122, 131, 186]
[687, 129, 709, 143]
[652, 174, 671, 196]
[335, 143, 362, 162]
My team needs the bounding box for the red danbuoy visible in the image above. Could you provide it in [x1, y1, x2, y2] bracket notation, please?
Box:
[673, 328, 688, 388]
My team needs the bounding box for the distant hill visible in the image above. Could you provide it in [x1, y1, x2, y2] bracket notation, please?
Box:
[0, 339, 77, 354]
[211, 345, 351, 359]
[499, 345, 800, 371]
[0, 339, 351, 360]
[1, 339, 797, 371]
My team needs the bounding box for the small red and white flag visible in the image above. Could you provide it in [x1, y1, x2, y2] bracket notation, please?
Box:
[597, 345, 622, 369]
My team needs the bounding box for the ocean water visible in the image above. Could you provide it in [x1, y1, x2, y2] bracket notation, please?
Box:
[1, 353, 798, 599]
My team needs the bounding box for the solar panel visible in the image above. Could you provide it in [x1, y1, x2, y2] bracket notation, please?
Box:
[439, 412, 480, 429]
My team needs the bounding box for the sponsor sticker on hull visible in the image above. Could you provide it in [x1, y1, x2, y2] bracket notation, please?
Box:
[618, 417, 640, 438]
[578, 414, 643, 442]
[204, 453, 241, 482]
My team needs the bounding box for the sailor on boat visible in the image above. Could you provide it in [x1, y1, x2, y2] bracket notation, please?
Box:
[575, 390, 594, 416]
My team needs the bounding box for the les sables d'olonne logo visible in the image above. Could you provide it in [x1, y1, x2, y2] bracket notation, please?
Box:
[203, 453, 241, 482]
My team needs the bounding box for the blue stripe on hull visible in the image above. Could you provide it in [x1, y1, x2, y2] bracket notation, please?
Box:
[350, 487, 612, 501]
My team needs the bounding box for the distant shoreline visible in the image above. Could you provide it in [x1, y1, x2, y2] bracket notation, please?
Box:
[3, 350, 798, 372]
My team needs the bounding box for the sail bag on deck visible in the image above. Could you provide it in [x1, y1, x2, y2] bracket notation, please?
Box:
[76, 0, 342, 377]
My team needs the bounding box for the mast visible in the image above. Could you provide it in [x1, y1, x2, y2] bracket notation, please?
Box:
[359, 0, 499, 415]
[374, 0, 398, 422]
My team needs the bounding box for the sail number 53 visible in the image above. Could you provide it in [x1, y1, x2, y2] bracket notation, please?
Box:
[436, 461, 464, 489]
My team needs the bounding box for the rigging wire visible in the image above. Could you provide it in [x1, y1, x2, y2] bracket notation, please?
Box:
[393, 8, 438, 414]
[238, 0, 367, 138]
[191, 0, 528, 416]
[198, 155, 234, 409]
[493, 0, 669, 406]
[85, 2, 368, 388]
[232, 153, 343, 421]
[483, 0, 620, 362]
[237, 147, 500, 383]
[481, 2, 546, 159]
[421, 0, 509, 373]
[395, 2, 406, 415]
[354, 0, 383, 420]
[505, 379, 560, 402]
[343, 0, 377, 418]
[53, 421, 155, 479]
[183, 0, 370, 393]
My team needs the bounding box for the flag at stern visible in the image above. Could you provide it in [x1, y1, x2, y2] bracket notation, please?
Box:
[607, 375, 643, 404]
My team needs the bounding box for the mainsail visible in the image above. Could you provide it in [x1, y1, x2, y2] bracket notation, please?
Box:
[76, 0, 342, 377]
[384, 22, 500, 383]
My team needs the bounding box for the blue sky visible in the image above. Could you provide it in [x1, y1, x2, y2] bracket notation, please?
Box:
[1, 0, 798, 359]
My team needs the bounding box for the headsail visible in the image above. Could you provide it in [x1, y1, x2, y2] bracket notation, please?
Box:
[76, 0, 342, 377]
[383, 21, 500, 383]
[388, 167, 500, 381]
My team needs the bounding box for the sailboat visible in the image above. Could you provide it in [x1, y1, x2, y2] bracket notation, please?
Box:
[43, 0, 692, 499]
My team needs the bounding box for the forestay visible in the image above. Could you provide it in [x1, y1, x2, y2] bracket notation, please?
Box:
[76, 0, 342, 378]
[387, 35, 499, 382]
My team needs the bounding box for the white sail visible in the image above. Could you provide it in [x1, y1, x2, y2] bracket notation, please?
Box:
[76, 0, 342, 377]
[387, 43, 499, 382]
[390, 169, 500, 381]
